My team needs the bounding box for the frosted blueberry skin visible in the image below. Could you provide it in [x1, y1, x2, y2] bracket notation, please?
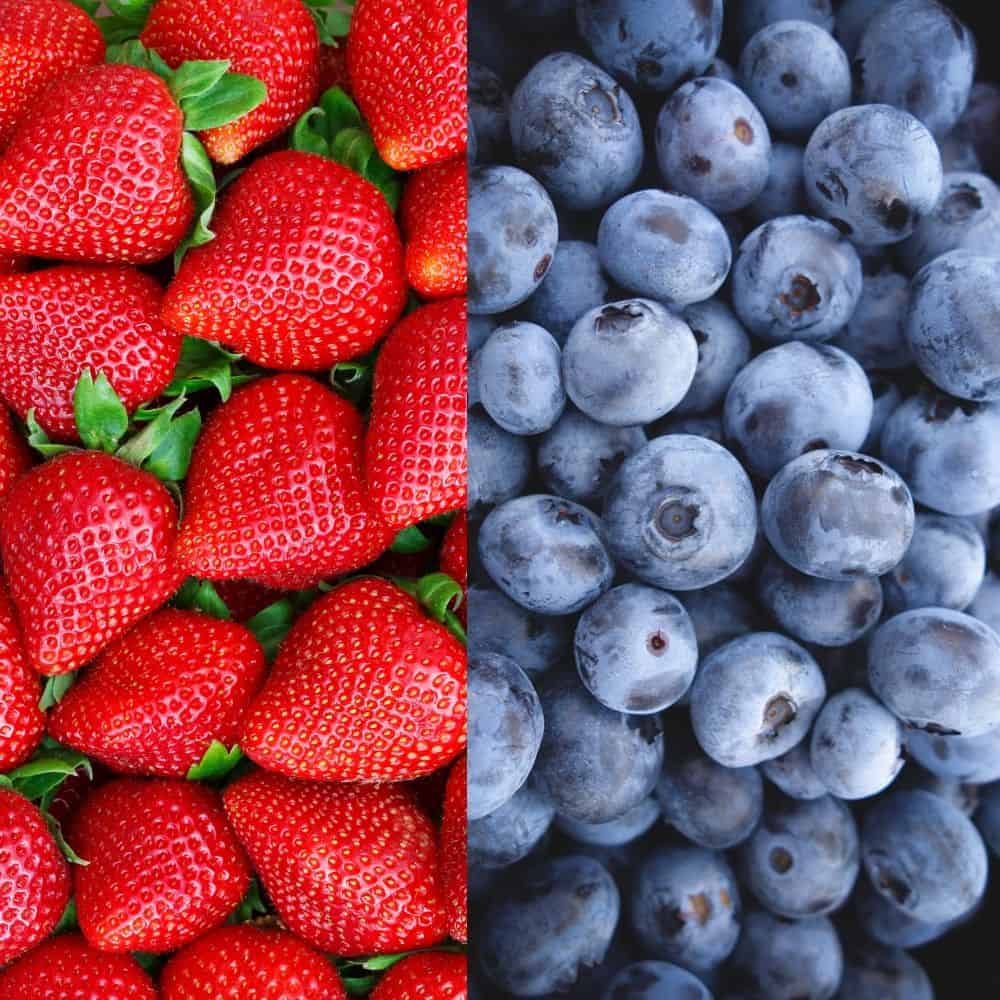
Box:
[468, 778, 555, 870]
[855, 0, 974, 137]
[469, 60, 510, 163]
[868, 608, 1000, 739]
[761, 742, 828, 801]
[556, 796, 660, 847]
[534, 672, 664, 824]
[469, 165, 558, 314]
[746, 142, 806, 224]
[969, 572, 1000, 634]
[655, 77, 772, 214]
[480, 855, 621, 997]
[604, 436, 758, 592]
[735, 0, 835, 46]
[479, 495, 615, 615]
[738, 20, 851, 141]
[576, 0, 723, 93]
[467, 409, 532, 518]
[861, 788, 988, 923]
[597, 190, 731, 307]
[631, 846, 741, 974]
[853, 878, 957, 949]
[678, 585, 759, 658]
[511, 52, 644, 212]
[810, 688, 904, 799]
[731, 216, 863, 343]
[761, 449, 914, 581]
[803, 105, 943, 245]
[467, 315, 496, 353]
[879, 390, 1000, 516]
[563, 299, 698, 427]
[831, 269, 911, 371]
[836, 943, 933, 1000]
[521, 241, 609, 345]
[600, 961, 712, 1000]
[861, 376, 900, 454]
[690, 632, 826, 768]
[468, 652, 544, 821]
[906, 728, 1000, 785]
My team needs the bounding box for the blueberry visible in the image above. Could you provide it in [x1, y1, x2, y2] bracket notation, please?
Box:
[557, 796, 661, 848]
[804, 105, 943, 245]
[690, 632, 826, 767]
[521, 241, 609, 345]
[835, 942, 933, 1000]
[601, 961, 713, 1000]
[677, 585, 759, 659]
[905, 727, 1000, 784]
[899, 766, 979, 818]
[576, 0, 723, 93]
[759, 553, 883, 647]
[476, 321, 565, 436]
[853, 878, 956, 949]
[746, 142, 805, 224]
[761, 742, 828, 801]
[761, 449, 914, 580]
[705, 56, 736, 82]
[534, 672, 664, 824]
[861, 375, 901, 453]
[479, 495, 615, 615]
[468, 314, 496, 353]
[976, 782, 1000, 858]
[631, 846, 741, 974]
[480, 855, 621, 997]
[574, 583, 698, 714]
[469, 777, 555, 870]
[469, 165, 559, 314]
[833, 0, 893, 57]
[958, 81, 1000, 178]
[731, 216, 863, 343]
[538, 408, 647, 507]
[467, 117, 478, 166]
[830, 269, 912, 370]
[469, 61, 511, 163]
[604, 436, 758, 591]
[656, 412, 726, 445]
[511, 52, 644, 212]
[468, 652, 545, 821]
[655, 77, 772, 214]
[861, 788, 988, 923]
[854, 0, 974, 137]
[969, 572, 1000, 633]
[937, 125, 982, 173]
[738, 21, 851, 141]
[598, 190, 732, 307]
[468, 409, 532, 518]
[736, 0, 835, 46]
[563, 299, 699, 426]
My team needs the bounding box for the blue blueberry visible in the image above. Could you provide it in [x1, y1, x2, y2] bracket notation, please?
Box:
[861, 375, 901, 453]
[469, 61, 510, 163]
[835, 943, 933, 1000]
[906, 727, 1000, 785]
[557, 796, 660, 848]
[601, 961, 713, 1000]
[468, 409, 532, 517]
[957, 81, 1000, 178]
[705, 57, 736, 82]
[746, 142, 805, 224]
[833, 0, 893, 57]
[677, 585, 760, 658]
[853, 878, 956, 949]
[468, 315, 496, 353]
[830, 269, 912, 370]
[975, 782, 1000, 858]
[521, 241, 609, 345]
[604, 436, 758, 591]
[761, 742, 827, 801]
[469, 777, 555, 869]
[674, 300, 752, 417]
[656, 413, 725, 445]
[736, 0, 835, 46]
[969, 572, 1000, 633]
[466, 116, 478, 166]
[598, 190, 731, 307]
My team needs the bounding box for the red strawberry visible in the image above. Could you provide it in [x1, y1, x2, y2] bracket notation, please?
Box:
[440, 754, 467, 942]
[0, 578, 43, 772]
[0, 0, 105, 148]
[242, 577, 466, 782]
[0, 933, 156, 999]
[347, 0, 467, 171]
[49, 608, 266, 777]
[0, 265, 182, 441]
[0, 788, 70, 967]
[69, 777, 251, 953]
[318, 43, 351, 96]
[365, 299, 467, 532]
[214, 578, 282, 622]
[0, 254, 26, 275]
[401, 157, 467, 300]
[176, 374, 392, 589]
[0, 451, 184, 676]
[439, 513, 467, 625]
[161, 149, 406, 370]
[160, 924, 346, 999]
[0, 403, 30, 511]
[224, 769, 449, 956]
[370, 953, 468, 1000]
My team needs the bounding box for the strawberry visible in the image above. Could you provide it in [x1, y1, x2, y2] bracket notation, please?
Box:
[364, 299, 467, 532]
[49, 608, 266, 777]
[400, 157, 467, 300]
[318, 43, 351, 96]
[0, 254, 26, 275]
[0, 933, 156, 999]
[224, 769, 449, 956]
[0, 451, 184, 676]
[214, 578, 282, 622]
[176, 374, 392, 589]
[0, 404, 30, 512]
[161, 149, 406, 370]
[0, 0, 105, 148]
[242, 577, 466, 782]
[0, 579, 43, 772]
[0, 788, 70, 967]
[440, 754, 467, 943]
[68, 777, 251, 953]
[0, 265, 182, 441]
[369, 953, 468, 1000]
[347, 0, 467, 171]
[160, 924, 347, 999]
[439, 513, 467, 626]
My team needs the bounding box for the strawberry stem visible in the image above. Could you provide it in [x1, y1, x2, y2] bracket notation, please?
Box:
[391, 572, 466, 644]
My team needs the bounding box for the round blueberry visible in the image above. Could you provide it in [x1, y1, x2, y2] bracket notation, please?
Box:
[468, 315, 496, 353]
[678, 585, 760, 658]
[600, 961, 712, 1000]
[761, 742, 828, 801]
[469, 777, 555, 869]
[969, 572, 1000, 634]
[836, 943, 933, 1000]
[736, 0, 835, 46]
[834, 0, 894, 57]
[746, 142, 806, 224]
[861, 374, 901, 453]
[674, 299, 752, 416]
[469, 60, 511, 163]
[830, 267, 912, 371]
[556, 796, 660, 848]
[468, 409, 532, 518]
[854, 878, 956, 949]
[906, 727, 1000, 785]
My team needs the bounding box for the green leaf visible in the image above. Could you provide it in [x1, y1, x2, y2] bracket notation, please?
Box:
[393, 573, 466, 644]
[39, 673, 76, 712]
[105, 39, 168, 77]
[25, 410, 73, 458]
[180, 73, 267, 131]
[187, 740, 243, 781]
[168, 60, 231, 103]
[361, 953, 416, 972]
[173, 578, 232, 620]
[391, 525, 432, 554]
[64, 0, 101, 17]
[54, 898, 78, 934]
[304, 0, 354, 44]
[132, 952, 167, 976]
[231, 879, 269, 923]
[340, 974, 380, 995]
[175, 133, 218, 268]
[143, 408, 201, 481]
[165, 338, 243, 401]
[246, 599, 294, 661]
[50, 818, 89, 866]
[72, 370, 129, 453]
[96, 0, 155, 45]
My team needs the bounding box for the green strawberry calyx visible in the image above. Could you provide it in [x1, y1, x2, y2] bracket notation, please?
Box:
[392, 572, 466, 644]
[186, 740, 244, 781]
[304, 0, 355, 46]
[173, 577, 232, 620]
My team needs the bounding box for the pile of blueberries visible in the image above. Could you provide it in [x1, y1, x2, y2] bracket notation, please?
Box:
[467, 1, 1000, 997]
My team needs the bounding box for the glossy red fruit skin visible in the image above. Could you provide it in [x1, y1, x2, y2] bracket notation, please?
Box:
[69, 778, 251, 954]
[177, 374, 392, 589]
[242, 578, 467, 782]
[161, 150, 406, 370]
[49, 608, 266, 777]
[370, 952, 468, 1000]
[401, 157, 467, 300]
[224, 769, 449, 956]
[365, 299, 467, 532]
[161, 924, 347, 1000]
[141, 0, 319, 165]
[0, 451, 184, 676]
[0, 579, 43, 772]
[0, 403, 30, 512]
[0, 933, 156, 999]
[0, 789, 70, 968]
[440, 754, 468, 943]
[347, 0, 467, 171]
[0, 64, 194, 264]
[0, 0, 105, 148]
[439, 513, 467, 586]
[0, 265, 182, 440]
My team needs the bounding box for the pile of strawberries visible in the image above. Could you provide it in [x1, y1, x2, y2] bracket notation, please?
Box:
[0, 0, 468, 996]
